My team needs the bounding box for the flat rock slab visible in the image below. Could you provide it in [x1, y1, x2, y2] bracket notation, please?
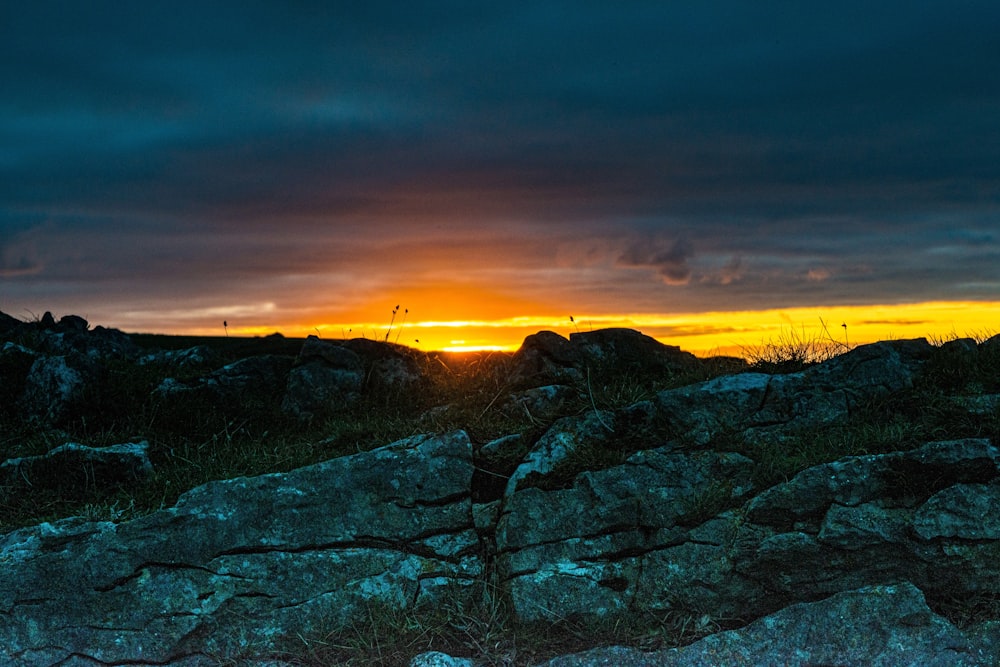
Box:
[0, 431, 478, 665]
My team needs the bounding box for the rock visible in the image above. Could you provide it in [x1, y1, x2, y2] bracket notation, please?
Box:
[18, 354, 94, 424]
[0, 431, 479, 664]
[138, 345, 220, 371]
[341, 337, 425, 388]
[0, 309, 21, 334]
[570, 327, 700, 373]
[913, 482, 1000, 540]
[654, 372, 772, 446]
[57, 314, 89, 332]
[479, 433, 527, 461]
[982, 332, 1000, 355]
[509, 331, 584, 387]
[538, 582, 990, 666]
[734, 438, 1000, 615]
[494, 437, 1000, 628]
[281, 336, 427, 422]
[281, 336, 365, 421]
[36, 319, 139, 359]
[504, 410, 616, 495]
[509, 328, 702, 390]
[0, 441, 153, 496]
[1, 317, 999, 664]
[651, 338, 934, 447]
[497, 445, 758, 622]
[410, 652, 475, 667]
[156, 354, 293, 406]
[503, 384, 580, 421]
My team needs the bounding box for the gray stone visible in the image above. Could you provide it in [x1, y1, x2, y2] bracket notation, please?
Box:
[341, 337, 425, 388]
[504, 409, 616, 495]
[654, 372, 771, 446]
[538, 582, 990, 666]
[914, 482, 1000, 540]
[651, 339, 934, 448]
[138, 345, 220, 370]
[0, 441, 153, 495]
[570, 327, 700, 372]
[497, 445, 757, 621]
[0, 431, 479, 664]
[410, 651, 476, 667]
[156, 354, 292, 405]
[504, 384, 580, 421]
[19, 354, 91, 424]
[509, 330, 584, 388]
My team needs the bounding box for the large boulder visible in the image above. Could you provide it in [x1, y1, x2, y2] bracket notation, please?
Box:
[508, 331, 585, 387]
[0, 431, 479, 664]
[32, 314, 139, 359]
[497, 444, 760, 622]
[155, 354, 293, 406]
[569, 327, 700, 373]
[495, 436, 1000, 627]
[340, 337, 425, 389]
[281, 336, 366, 421]
[652, 338, 935, 446]
[0, 310, 23, 334]
[538, 582, 991, 666]
[508, 328, 701, 389]
[282, 336, 426, 422]
[18, 354, 96, 425]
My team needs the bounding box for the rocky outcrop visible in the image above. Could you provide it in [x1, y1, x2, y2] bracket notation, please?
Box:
[2, 313, 138, 425]
[536, 582, 993, 666]
[1, 441, 152, 497]
[155, 354, 293, 405]
[647, 337, 934, 447]
[19, 354, 96, 424]
[282, 335, 427, 422]
[7, 432, 997, 664]
[495, 436, 1000, 625]
[0, 431, 478, 665]
[280, 336, 366, 421]
[509, 328, 701, 389]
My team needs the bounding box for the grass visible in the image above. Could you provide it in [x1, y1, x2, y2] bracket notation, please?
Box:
[740, 320, 852, 374]
[262, 577, 732, 667]
[2, 325, 1000, 661]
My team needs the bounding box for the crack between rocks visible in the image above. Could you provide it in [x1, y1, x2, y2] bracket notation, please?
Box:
[755, 376, 774, 416]
[503, 536, 725, 580]
[211, 527, 476, 564]
[22, 648, 212, 666]
[496, 523, 681, 557]
[389, 490, 471, 510]
[8, 596, 57, 610]
[93, 561, 244, 593]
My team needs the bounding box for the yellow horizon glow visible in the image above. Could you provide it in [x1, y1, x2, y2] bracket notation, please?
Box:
[189, 299, 999, 357]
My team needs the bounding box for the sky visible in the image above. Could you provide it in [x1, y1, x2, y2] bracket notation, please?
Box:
[2, 1, 999, 353]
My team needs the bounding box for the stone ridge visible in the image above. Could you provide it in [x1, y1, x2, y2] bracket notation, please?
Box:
[0, 431, 478, 665]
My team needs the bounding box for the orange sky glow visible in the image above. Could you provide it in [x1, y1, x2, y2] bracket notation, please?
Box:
[160, 299, 1000, 357]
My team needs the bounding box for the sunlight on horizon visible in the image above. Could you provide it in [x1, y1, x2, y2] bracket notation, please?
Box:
[187, 300, 1000, 357]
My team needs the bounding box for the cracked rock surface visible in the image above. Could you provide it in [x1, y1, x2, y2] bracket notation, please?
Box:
[0, 431, 478, 665]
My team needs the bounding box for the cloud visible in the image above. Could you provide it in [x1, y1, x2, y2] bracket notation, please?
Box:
[617, 237, 694, 285]
[1, 2, 999, 330]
